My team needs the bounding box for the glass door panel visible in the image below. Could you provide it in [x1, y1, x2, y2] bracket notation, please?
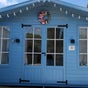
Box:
[46, 28, 64, 66]
[43, 27, 65, 83]
[24, 27, 42, 65]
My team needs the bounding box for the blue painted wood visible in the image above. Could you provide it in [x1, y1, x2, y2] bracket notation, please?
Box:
[0, 0, 88, 14]
[0, 1, 88, 86]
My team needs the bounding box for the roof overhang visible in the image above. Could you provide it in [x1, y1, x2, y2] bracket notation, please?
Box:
[0, 0, 88, 21]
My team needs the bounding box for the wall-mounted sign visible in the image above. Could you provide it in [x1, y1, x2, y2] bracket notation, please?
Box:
[69, 46, 75, 51]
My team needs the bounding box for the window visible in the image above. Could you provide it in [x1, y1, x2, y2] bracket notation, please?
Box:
[24, 27, 42, 65]
[0, 27, 10, 64]
[79, 27, 88, 66]
[47, 28, 64, 66]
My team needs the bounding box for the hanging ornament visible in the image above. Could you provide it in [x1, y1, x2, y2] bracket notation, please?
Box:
[7, 14, 10, 18]
[38, 11, 50, 24]
[19, 9, 22, 13]
[0, 15, 2, 18]
[65, 10, 68, 15]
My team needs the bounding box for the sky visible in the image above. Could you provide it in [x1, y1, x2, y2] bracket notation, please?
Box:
[0, 0, 88, 8]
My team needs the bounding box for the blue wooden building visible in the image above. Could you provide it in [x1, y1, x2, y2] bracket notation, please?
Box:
[0, 0, 88, 87]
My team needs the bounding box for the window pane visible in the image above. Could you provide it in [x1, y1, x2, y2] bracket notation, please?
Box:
[56, 28, 63, 39]
[0, 27, 9, 65]
[80, 40, 87, 53]
[25, 54, 32, 65]
[47, 40, 54, 53]
[56, 54, 63, 66]
[80, 28, 87, 39]
[2, 39, 9, 52]
[25, 40, 33, 52]
[34, 54, 41, 65]
[26, 28, 33, 38]
[1, 53, 9, 64]
[56, 40, 63, 53]
[0, 39, 1, 51]
[47, 28, 54, 39]
[47, 54, 54, 66]
[0, 53, 1, 64]
[34, 27, 42, 39]
[0, 28, 2, 38]
[80, 54, 87, 66]
[3, 27, 10, 38]
[34, 40, 41, 52]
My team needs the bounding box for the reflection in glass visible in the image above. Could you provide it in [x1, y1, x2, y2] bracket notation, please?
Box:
[0, 27, 9, 64]
[25, 27, 42, 65]
[0, 28, 2, 37]
[34, 40, 41, 52]
[47, 28, 54, 39]
[47, 28, 64, 66]
[47, 54, 54, 66]
[0, 53, 1, 64]
[56, 40, 63, 53]
[25, 40, 33, 52]
[2, 39, 9, 52]
[26, 33, 33, 38]
[34, 54, 41, 64]
[47, 40, 54, 53]
[80, 40, 87, 53]
[56, 28, 63, 39]
[0, 39, 1, 52]
[80, 28, 87, 39]
[25, 54, 32, 65]
[26, 28, 33, 38]
[80, 54, 87, 66]
[56, 54, 63, 66]
[34, 27, 42, 38]
[3, 28, 10, 38]
[1, 53, 9, 64]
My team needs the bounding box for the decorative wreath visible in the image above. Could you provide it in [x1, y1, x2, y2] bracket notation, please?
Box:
[38, 11, 50, 24]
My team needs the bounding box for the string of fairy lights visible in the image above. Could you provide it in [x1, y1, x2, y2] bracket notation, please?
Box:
[0, 0, 88, 21]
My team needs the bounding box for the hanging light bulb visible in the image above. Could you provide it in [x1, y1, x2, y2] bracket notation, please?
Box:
[72, 14, 74, 17]
[33, 3, 35, 7]
[38, 0, 40, 2]
[86, 17, 88, 21]
[78, 15, 80, 19]
[43, 0, 46, 3]
[13, 12, 16, 16]
[19, 9, 22, 13]
[60, 8, 62, 12]
[48, 0, 50, 2]
[0, 15, 1, 18]
[26, 7, 29, 10]
[54, 4, 56, 7]
[65, 10, 68, 15]
[7, 14, 10, 18]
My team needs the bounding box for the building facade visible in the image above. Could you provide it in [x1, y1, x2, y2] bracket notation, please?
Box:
[0, 0, 88, 87]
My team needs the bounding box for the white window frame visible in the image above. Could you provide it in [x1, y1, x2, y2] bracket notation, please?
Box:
[47, 27, 64, 66]
[79, 27, 88, 66]
[0, 26, 10, 64]
[24, 27, 42, 65]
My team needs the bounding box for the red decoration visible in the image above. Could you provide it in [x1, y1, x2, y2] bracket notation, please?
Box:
[38, 11, 50, 24]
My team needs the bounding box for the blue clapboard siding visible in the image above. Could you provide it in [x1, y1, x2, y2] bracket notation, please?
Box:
[0, 4, 88, 86]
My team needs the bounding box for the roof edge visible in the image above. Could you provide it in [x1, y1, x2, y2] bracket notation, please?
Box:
[51, 0, 88, 12]
[0, 0, 88, 13]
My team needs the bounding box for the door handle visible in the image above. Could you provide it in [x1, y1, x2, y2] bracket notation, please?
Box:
[42, 52, 46, 56]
